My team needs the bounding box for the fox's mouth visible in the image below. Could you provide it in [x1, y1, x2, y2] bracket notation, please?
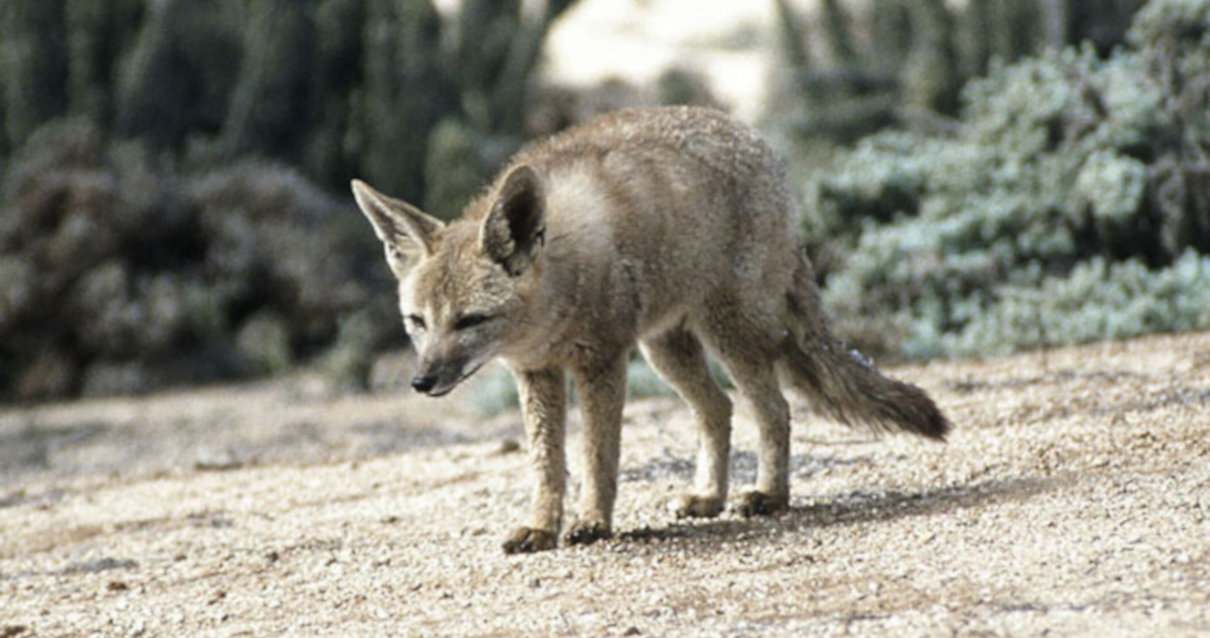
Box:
[420, 359, 489, 397]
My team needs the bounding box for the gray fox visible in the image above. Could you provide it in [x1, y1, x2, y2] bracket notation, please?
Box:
[351, 106, 950, 554]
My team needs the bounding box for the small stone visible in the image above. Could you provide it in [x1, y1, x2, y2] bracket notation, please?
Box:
[194, 449, 242, 472]
[495, 439, 522, 455]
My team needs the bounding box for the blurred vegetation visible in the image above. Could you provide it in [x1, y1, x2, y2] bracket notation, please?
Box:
[0, 0, 579, 216]
[769, 0, 1145, 145]
[0, 0, 581, 401]
[798, 0, 1210, 360]
[0, 118, 405, 399]
[3, 0, 1207, 405]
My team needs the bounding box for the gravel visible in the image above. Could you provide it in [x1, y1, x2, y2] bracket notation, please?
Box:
[1, 331, 1208, 636]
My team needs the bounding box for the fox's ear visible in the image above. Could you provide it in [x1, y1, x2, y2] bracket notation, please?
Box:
[351, 179, 444, 278]
[480, 165, 545, 276]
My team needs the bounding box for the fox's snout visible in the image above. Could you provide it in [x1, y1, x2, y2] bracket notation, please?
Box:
[410, 374, 437, 394]
[410, 359, 460, 397]
[409, 352, 483, 397]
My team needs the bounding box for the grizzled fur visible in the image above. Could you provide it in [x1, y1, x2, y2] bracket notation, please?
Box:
[351, 106, 950, 554]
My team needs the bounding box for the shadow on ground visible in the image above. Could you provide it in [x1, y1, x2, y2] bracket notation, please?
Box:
[616, 476, 1058, 548]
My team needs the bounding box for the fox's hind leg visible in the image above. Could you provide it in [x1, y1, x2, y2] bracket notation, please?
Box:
[695, 304, 793, 517]
[640, 327, 733, 518]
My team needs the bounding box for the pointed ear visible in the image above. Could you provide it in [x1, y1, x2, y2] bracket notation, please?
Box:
[480, 165, 546, 276]
[351, 179, 444, 278]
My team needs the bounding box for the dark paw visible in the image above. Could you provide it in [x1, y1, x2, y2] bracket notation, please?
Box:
[671, 494, 725, 519]
[735, 490, 789, 518]
[564, 519, 612, 546]
[502, 527, 558, 554]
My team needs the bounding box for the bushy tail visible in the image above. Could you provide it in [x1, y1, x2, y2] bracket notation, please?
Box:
[779, 251, 951, 440]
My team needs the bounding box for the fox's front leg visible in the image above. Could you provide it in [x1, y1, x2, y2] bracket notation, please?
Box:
[502, 368, 567, 554]
[565, 354, 629, 545]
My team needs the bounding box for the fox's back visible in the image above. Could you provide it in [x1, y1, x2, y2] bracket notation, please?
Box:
[498, 106, 801, 339]
[518, 106, 779, 185]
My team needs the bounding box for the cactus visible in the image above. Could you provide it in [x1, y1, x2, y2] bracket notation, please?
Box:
[303, 0, 368, 187]
[821, 0, 858, 66]
[354, 0, 451, 203]
[869, 0, 914, 75]
[424, 118, 488, 217]
[485, 0, 578, 136]
[1041, 0, 1146, 54]
[903, 0, 962, 115]
[5, 0, 577, 202]
[771, 0, 1144, 145]
[218, 0, 316, 161]
[64, 0, 144, 127]
[0, 0, 69, 149]
[991, 1, 1043, 62]
[773, 0, 812, 75]
[964, 0, 995, 78]
[115, 0, 243, 150]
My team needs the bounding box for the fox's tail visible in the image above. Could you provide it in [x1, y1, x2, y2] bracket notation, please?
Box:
[778, 251, 950, 440]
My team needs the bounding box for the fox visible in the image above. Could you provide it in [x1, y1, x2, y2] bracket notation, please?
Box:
[351, 106, 950, 554]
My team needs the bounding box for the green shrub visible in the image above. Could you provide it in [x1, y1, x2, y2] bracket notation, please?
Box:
[807, 0, 1210, 359]
[0, 119, 399, 400]
[768, 0, 1143, 147]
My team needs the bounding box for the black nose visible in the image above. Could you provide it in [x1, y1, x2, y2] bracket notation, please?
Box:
[411, 375, 436, 393]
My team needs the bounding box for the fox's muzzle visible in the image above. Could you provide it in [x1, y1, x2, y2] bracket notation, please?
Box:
[411, 352, 485, 397]
[411, 362, 462, 397]
[410, 374, 438, 393]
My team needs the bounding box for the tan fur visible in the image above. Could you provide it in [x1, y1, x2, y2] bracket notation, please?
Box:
[351, 106, 951, 554]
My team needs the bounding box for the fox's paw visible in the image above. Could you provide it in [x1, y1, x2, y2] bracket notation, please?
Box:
[564, 518, 612, 546]
[735, 490, 789, 518]
[671, 494, 725, 519]
[502, 527, 558, 554]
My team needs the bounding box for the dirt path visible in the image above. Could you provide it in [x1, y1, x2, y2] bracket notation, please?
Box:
[2, 331, 1209, 636]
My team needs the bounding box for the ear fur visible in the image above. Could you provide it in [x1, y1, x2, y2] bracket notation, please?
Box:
[480, 165, 546, 276]
[351, 179, 444, 278]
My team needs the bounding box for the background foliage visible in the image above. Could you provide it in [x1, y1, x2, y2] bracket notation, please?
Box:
[768, 0, 1145, 144]
[0, 0, 1206, 403]
[0, 0, 581, 400]
[794, 0, 1210, 359]
[0, 0, 579, 215]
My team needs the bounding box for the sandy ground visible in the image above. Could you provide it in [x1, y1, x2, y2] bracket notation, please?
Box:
[2, 330, 1209, 637]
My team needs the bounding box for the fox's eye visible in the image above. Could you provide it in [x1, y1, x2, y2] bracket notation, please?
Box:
[405, 314, 426, 331]
[454, 313, 493, 330]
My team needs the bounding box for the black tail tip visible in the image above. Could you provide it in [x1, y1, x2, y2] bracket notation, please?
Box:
[891, 382, 951, 441]
[910, 396, 952, 441]
[922, 412, 952, 441]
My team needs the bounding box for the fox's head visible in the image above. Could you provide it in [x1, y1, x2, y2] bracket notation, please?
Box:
[351, 166, 547, 396]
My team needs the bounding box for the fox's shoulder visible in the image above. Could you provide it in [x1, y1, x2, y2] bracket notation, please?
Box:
[512, 105, 772, 187]
[458, 107, 773, 225]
